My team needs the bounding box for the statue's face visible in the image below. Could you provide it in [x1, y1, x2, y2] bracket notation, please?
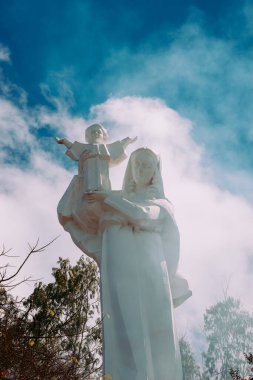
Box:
[132, 151, 156, 188]
[87, 125, 104, 144]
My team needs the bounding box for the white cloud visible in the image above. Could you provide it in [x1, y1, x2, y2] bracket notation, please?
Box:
[1, 92, 253, 362]
[0, 98, 32, 148]
[90, 96, 253, 348]
[0, 94, 84, 295]
[0, 149, 81, 294]
[36, 102, 88, 142]
[0, 44, 11, 63]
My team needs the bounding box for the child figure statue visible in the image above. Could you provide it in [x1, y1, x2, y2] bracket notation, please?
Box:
[56, 123, 137, 193]
[56, 123, 137, 242]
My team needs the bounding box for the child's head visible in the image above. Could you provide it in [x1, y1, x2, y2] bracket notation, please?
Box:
[85, 123, 108, 144]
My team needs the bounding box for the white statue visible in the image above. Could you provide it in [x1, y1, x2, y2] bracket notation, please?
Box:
[56, 123, 137, 232]
[57, 146, 192, 380]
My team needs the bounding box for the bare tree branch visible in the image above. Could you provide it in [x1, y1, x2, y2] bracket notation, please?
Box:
[0, 236, 59, 286]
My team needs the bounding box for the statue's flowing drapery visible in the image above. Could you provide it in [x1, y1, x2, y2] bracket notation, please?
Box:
[100, 194, 190, 380]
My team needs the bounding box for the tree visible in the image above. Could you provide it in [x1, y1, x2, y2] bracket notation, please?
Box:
[230, 352, 253, 380]
[0, 253, 102, 380]
[0, 289, 81, 380]
[0, 239, 56, 289]
[179, 336, 203, 380]
[202, 296, 253, 380]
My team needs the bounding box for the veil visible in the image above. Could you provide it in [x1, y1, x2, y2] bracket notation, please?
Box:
[122, 147, 165, 199]
[122, 147, 192, 307]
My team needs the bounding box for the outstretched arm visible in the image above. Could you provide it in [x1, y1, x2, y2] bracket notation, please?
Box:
[121, 136, 137, 149]
[85, 192, 161, 223]
[55, 137, 73, 149]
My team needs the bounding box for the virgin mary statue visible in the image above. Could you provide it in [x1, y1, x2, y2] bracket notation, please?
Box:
[58, 147, 191, 380]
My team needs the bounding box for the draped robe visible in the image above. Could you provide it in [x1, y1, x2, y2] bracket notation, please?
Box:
[99, 193, 191, 380]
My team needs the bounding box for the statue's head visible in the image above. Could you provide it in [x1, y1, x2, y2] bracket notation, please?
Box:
[131, 148, 158, 188]
[85, 123, 108, 144]
[123, 148, 165, 199]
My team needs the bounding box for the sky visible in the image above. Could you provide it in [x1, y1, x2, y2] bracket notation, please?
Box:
[0, 0, 253, 363]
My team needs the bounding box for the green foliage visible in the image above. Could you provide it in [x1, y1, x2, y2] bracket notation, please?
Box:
[230, 352, 253, 380]
[0, 256, 102, 380]
[179, 336, 203, 380]
[202, 296, 253, 380]
[2, 241, 253, 380]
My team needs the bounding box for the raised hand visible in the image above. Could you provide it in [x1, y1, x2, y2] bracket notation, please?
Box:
[55, 137, 73, 149]
[55, 137, 65, 144]
[129, 136, 137, 144]
[122, 136, 138, 148]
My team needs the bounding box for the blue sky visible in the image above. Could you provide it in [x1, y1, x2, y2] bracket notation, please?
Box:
[1, 0, 252, 184]
[1, 0, 253, 363]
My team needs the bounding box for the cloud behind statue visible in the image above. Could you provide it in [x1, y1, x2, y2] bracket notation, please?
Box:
[1, 95, 253, 344]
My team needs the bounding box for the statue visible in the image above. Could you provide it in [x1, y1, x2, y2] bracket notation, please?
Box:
[56, 123, 137, 249]
[57, 142, 192, 379]
[56, 123, 137, 194]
